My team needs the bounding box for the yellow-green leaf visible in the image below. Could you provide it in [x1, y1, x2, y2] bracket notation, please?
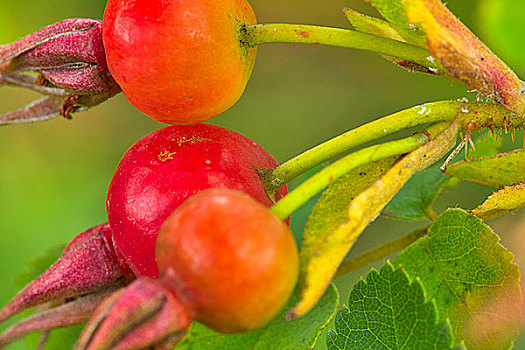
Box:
[291, 157, 397, 318]
[365, 0, 409, 25]
[445, 149, 525, 187]
[343, 8, 436, 74]
[343, 8, 426, 48]
[290, 121, 459, 318]
[401, 0, 525, 115]
[472, 183, 525, 220]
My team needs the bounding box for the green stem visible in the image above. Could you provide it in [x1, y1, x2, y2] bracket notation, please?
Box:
[270, 122, 450, 220]
[262, 100, 521, 191]
[270, 131, 428, 220]
[334, 227, 429, 278]
[242, 23, 443, 71]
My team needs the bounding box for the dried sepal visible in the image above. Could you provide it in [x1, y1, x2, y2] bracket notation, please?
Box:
[75, 279, 191, 350]
[0, 18, 121, 125]
[0, 286, 119, 349]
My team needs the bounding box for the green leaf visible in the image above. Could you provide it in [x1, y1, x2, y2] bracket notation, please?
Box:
[445, 149, 525, 188]
[477, 0, 525, 76]
[472, 183, 525, 220]
[175, 284, 339, 350]
[326, 262, 457, 350]
[394, 209, 522, 349]
[384, 166, 447, 221]
[384, 131, 503, 221]
[364, 0, 409, 25]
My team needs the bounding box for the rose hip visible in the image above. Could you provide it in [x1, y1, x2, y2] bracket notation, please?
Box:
[107, 124, 286, 278]
[102, 0, 257, 124]
[76, 188, 299, 349]
[158, 188, 299, 333]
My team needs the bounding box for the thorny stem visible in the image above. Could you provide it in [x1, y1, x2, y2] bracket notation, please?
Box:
[334, 227, 429, 278]
[261, 100, 522, 192]
[241, 23, 445, 72]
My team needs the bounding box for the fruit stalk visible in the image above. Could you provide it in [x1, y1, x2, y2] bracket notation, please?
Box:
[241, 23, 444, 72]
[270, 132, 426, 219]
[270, 122, 451, 220]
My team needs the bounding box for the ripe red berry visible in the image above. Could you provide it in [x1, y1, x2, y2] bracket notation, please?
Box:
[102, 0, 257, 124]
[157, 188, 299, 333]
[107, 124, 286, 278]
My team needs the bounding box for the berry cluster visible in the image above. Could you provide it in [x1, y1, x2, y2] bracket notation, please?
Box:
[0, 0, 299, 349]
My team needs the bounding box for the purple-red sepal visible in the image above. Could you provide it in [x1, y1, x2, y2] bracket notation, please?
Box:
[75, 278, 191, 350]
[0, 223, 134, 324]
[0, 18, 121, 125]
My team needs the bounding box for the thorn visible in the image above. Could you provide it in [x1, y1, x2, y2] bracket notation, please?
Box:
[467, 134, 476, 151]
[464, 122, 476, 158]
[35, 330, 50, 350]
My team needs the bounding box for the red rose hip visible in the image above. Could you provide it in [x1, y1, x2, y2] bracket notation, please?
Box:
[107, 124, 286, 278]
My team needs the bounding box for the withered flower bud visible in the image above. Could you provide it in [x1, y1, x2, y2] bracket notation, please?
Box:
[0, 18, 121, 125]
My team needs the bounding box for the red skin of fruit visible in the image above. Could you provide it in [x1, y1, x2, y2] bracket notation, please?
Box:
[107, 124, 286, 278]
[157, 188, 299, 333]
[103, 0, 257, 124]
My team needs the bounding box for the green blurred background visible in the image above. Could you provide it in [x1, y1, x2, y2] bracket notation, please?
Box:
[1, 0, 524, 348]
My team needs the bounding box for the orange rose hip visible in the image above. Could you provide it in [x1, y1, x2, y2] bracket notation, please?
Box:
[157, 188, 299, 333]
[103, 0, 257, 124]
